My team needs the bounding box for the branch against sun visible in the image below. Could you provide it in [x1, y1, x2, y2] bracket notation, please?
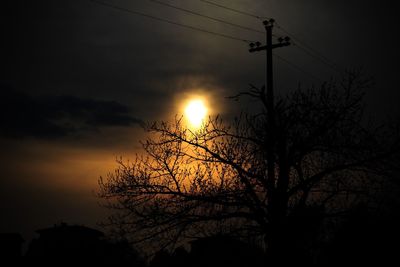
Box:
[99, 71, 400, 256]
[99, 116, 264, 252]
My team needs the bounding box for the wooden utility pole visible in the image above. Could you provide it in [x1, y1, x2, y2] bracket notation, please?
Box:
[248, 19, 290, 202]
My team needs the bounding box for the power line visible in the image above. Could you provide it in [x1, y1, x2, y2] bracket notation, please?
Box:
[90, 0, 254, 43]
[195, 0, 341, 74]
[199, 0, 270, 20]
[275, 23, 343, 73]
[149, 0, 265, 35]
[91, 0, 324, 83]
[274, 53, 323, 82]
[292, 42, 341, 73]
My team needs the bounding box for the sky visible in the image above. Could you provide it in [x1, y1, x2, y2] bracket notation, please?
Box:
[1, 0, 399, 241]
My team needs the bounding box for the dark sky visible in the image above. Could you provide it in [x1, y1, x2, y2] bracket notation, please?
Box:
[1, 0, 399, 240]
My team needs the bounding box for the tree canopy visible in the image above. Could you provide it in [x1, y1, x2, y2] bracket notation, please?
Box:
[99, 71, 400, 259]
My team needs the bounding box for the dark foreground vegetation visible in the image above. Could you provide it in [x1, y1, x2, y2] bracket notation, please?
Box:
[1, 208, 400, 266]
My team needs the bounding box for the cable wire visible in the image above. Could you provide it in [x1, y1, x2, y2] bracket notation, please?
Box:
[199, 0, 270, 20]
[91, 0, 254, 43]
[149, 0, 264, 35]
[274, 53, 323, 82]
[91, 0, 323, 82]
[292, 42, 341, 73]
[197, 0, 340, 75]
[275, 23, 343, 73]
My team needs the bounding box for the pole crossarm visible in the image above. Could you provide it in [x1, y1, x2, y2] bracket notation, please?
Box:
[248, 19, 291, 53]
[249, 42, 290, 53]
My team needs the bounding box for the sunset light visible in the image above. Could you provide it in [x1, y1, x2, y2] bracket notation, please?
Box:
[184, 99, 207, 129]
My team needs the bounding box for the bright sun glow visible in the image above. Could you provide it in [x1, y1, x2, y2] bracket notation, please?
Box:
[185, 99, 207, 129]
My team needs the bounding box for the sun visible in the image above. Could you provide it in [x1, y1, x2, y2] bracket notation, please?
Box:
[185, 99, 207, 129]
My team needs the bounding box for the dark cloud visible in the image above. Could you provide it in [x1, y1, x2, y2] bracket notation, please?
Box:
[0, 85, 143, 139]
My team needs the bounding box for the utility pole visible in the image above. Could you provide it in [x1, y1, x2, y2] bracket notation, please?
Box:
[248, 19, 290, 201]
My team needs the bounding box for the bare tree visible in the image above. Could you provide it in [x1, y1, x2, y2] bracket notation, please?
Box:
[99, 71, 399, 258]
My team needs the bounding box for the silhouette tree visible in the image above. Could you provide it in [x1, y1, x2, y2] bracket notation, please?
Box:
[99, 71, 400, 261]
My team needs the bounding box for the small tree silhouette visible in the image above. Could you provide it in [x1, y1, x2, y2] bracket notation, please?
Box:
[99, 71, 400, 261]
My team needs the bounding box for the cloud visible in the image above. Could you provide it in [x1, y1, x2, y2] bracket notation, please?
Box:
[0, 85, 144, 139]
